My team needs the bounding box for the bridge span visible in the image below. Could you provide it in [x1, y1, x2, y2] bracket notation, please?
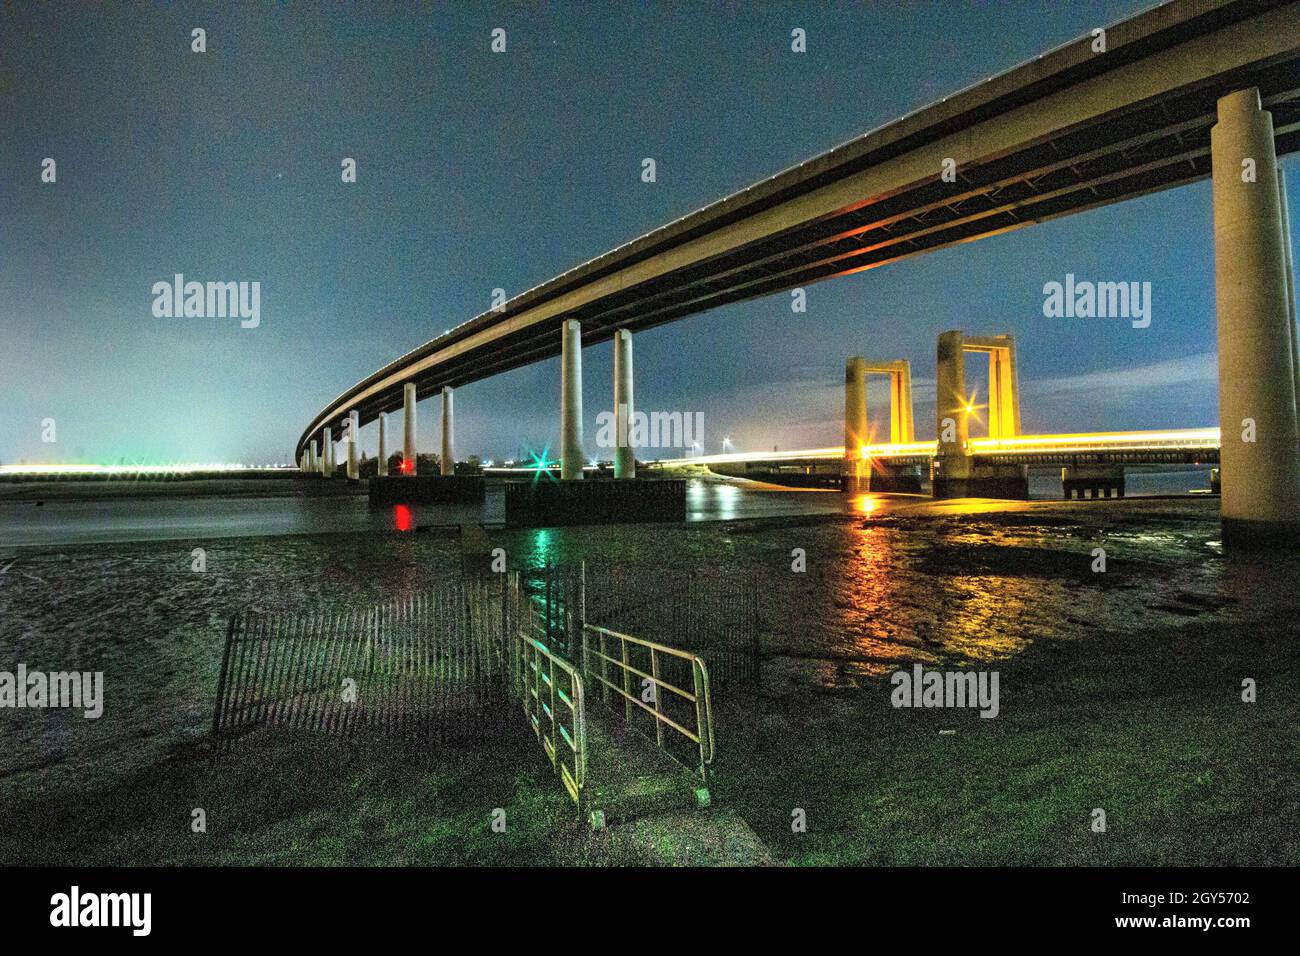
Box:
[298, 0, 1300, 542]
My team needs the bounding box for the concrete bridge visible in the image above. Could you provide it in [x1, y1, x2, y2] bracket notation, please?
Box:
[297, 0, 1300, 542]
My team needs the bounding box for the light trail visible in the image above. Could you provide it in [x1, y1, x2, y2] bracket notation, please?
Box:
[0, 463, 293, 477]
[645, 428, 1222, 466]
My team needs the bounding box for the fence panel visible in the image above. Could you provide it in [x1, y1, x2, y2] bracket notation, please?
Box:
[212, 574, 511, 753]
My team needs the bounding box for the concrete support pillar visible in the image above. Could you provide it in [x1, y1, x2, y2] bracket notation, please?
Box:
[323, 427, 334, 478]
[347, 410, 360, 481]
[613, 329, 636, 479]
[890, 361, 916, 444]
[403, 382, 417, 476]
[936, 331, 971, 480]
[844, 356, 868, 491]
[1279, 168, 1300, 437]
[1212, 87, 1300, 541]
[308, 440, 317, 474]
[560, 319, 584, 480]
[992, 337, 1021, 439]
[299, 452, 307, 473]
[441, 387, 455, 477]
[377, 412, 388, 477]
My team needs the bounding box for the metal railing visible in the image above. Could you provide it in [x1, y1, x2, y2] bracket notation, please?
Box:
[515, 602, 586, 808]
[536, 562, 760, 685]
[580, 622, 714, 782]
[211, 574, 510, 753]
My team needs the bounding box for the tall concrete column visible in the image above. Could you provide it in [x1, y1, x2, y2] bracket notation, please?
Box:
[346, 410, 360, 481]
[936, 331, 971, 479]
[613, 329, 635, 479]
[1212, 87, 1300, 541]
[323, 427, 334, 478]
[560, 319, 584, 480]
[1279, 168, 1300, 435]
[440, 387, 455, 476]
[901, 363, 916, 443]
[377, 412, 388, 477]
[403, 382, 417, 476]
[844, 356, 867, 491]
[308, 440, 317, 474]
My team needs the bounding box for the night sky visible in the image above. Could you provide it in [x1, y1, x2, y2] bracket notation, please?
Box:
[4, 1, 1296, 465]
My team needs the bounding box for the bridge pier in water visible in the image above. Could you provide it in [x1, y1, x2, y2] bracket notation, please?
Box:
[843, 357, 868, 493]
[347, 410, 360, 482]
[403, 382, 417, 476]
[932, 332, 1028, 499]
[1212, 87, 1300, 544]
[561, 319, 584, 480]
[322, 427, 334, 478]
[369, 382, 484, 504]
[613, 329, 635, 479]
[441, 387, 455, 476]
[843, 356, 920, 493]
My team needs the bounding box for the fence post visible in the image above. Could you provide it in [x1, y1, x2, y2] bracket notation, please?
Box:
[600, 629, 610, 706]
[692, 659, 711, 781]
[650, 646, 664, 748]
[621, 634, 632, 723]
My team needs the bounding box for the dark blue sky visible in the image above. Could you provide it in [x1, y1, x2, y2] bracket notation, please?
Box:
[3, 1, 1295, 464]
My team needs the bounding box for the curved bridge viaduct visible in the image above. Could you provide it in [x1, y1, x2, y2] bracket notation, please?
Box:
[298, 0, 1300, 541]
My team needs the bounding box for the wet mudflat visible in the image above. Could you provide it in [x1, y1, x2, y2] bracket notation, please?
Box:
[0, 491, 1295, 865]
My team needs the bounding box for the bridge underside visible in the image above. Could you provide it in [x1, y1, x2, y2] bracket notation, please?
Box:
[299, 0, 1300, 460]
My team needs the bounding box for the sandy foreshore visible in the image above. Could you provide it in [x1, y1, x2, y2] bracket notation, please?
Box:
[0, 495, 1295, 865]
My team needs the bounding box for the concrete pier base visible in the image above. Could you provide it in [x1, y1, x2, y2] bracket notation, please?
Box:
[842, 473, 870, 494]
[504, 479, 685, 528]
[932, 464, 1029, 500]
[1062, 465, 1125, 499]
[867, 465, 924, 494]
[368, 475, 485, 507]
[1212, 87, 1300, 543]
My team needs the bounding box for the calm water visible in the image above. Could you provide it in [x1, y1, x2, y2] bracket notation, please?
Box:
[0, 469, 1214, 548]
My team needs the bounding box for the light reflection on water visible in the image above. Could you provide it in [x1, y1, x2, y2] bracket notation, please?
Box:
[0, 468, 1225, 552]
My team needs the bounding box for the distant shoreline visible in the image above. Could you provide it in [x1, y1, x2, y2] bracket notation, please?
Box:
[0, 476, 361, 503]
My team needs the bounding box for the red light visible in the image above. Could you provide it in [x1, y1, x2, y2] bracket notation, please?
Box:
[394, 505, 412, 532]
[400, 457, 414, 474]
